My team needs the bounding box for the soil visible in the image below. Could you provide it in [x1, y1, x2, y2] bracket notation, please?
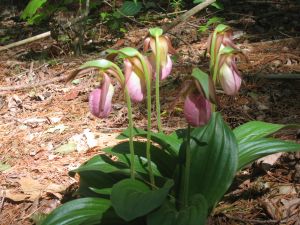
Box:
[0, 1, 300, 224]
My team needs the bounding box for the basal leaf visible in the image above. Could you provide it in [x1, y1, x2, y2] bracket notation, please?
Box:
[147, 194, 208, 225]
[111, 179, 173, 221]
[233, 121, 298, 144]
[107, 141, 177, 178]
[117, 127, 181, 156]
[188, 113, 238, 210]
[238, 138, 300, 170]
[41, 198, 110, 225]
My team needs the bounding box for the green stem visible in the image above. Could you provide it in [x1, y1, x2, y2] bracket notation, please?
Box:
[211, 52, 221, 112]
[155, 36, 162, 133]
[114, 65, 135, 179]
[137, 53, 155, 187]
[182, 125, 191, 207]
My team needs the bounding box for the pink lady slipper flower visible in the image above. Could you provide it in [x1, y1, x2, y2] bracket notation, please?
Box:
[89, 73, 114, 118]
[218, 54, 242, 96]
[123, 56, 152, 103]
[181, 76, 216, 127]
[184, 93, 212, 127]
[144, 35, 176, 80]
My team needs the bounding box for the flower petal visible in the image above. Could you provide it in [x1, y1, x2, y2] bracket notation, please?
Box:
[89, 75, 114, 118]
[184, 93, 211, 127]
[219, 57, 242, 95]
[161, 54, 173, 80]
[124, 59, 146, 102]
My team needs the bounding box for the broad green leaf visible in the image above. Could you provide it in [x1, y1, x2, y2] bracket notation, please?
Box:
[41, 198, 110, 225]
[147, 194, 208, 225]
[69, 154, 127, 175]
[111, 179, 173, 221]
[233, 121, 297, 143]
[21, 0, 47, 19]
[238, 138, 300, 170]
[106, 141, 177, 178]
[117, 127, 181, 156]
[119, 1, 142, 16]
[188, 113, 238, 209]
[89, 187, 111, 195]
[77, 171, 127, 197]
[147, 201, 176, 225]
[176, 194, 208, 225]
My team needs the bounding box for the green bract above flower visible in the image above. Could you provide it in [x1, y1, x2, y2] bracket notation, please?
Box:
[89, 73, 114, 118]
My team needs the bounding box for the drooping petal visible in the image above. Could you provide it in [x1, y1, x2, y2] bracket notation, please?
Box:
[219, 57, 242, 95]
[89, 74, 114, 118]
[161, 54, 173, 80]
[184, 93, 211, 127]
[124, 59, 146, 102]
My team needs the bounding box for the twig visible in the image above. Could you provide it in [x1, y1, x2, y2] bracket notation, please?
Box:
[0, 31, 51, 52]
[161, 0, 216, 34]
[0, 190, 5, 214]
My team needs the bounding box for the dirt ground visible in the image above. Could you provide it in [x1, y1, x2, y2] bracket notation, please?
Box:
[0, 2, 300, 224]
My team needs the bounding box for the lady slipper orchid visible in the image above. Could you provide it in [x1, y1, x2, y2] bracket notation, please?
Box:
[144, 36, 176, 80]
[180, 78, 214, 127]
[89, 74, 114, 118]
[218, 55, 242, 96]
[184, 93, 212, 127]
[123, 56, 152, 103]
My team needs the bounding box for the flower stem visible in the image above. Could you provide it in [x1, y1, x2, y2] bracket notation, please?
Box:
[182, 125, 191, 207]
[125, 90, 135, 179]
[155, 36, 162, 133]
[137, 53, 155, 187]
[211, 52, 221, 112]
[114, 65, 135, 179]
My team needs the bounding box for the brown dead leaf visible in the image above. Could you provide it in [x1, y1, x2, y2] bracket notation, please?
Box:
[19, 176, 44, 201]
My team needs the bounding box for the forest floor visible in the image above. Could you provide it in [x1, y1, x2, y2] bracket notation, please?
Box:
[0, 1, 300, 224]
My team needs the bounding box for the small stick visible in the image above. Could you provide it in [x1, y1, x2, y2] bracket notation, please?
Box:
[0, 190, 5, 214]
[256, 73, 300, 79]
[161, 0, 216, 34]
[0, 31, 51, 52]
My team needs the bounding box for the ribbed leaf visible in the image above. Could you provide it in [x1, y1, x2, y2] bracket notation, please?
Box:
[238, 138, 300, 170]
[111, 179, 173, 221]
[106, 141, 177, 178]
[233, 121, 290, 143]
[117, 127, 181, 156]
[188, 113, 238, 209]
[147, 194, 208, 225]
[41, 198, 110, 225]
